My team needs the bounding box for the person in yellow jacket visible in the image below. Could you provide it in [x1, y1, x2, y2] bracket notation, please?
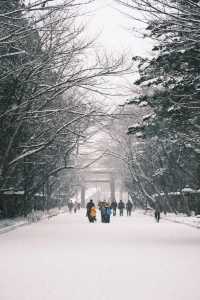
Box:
[89, 206, 97, 223]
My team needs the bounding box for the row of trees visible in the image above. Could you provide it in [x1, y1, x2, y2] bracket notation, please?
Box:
[105, 0, 200, 214]
[0, 0, 128, 216]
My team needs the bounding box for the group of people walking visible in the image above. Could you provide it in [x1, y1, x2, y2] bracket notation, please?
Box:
[86, 199, 112, 223]
[86, 199, 134, 224]
[110, 199, 133, 217]
[71, 198, 161, 224]
[86, 198, 162, 223]
[67, 200, 81, 213]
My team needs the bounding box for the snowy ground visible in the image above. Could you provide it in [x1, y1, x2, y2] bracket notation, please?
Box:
[0, 210, 200, 300]
[144, 210, 200, 229]
[0, 207, 67, 234]
[163, 213, 200, 228]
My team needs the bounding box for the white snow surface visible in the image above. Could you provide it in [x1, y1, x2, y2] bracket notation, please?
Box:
[0, 210, 200, 300]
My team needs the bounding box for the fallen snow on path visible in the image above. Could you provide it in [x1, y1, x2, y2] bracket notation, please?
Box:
[0, 210, 200, 300]
[164, 213, 200, 228]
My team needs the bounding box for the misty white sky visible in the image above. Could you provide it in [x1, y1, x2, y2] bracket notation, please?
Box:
[77, 1, 154, 156]
[78, 0, 154, 106]
[51, 0, 154, 104]
[84, 0, 153, 56]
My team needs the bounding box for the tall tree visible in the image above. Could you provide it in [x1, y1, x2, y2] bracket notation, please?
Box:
[0, 0, 129, 216]
[114, 0, 200, 212]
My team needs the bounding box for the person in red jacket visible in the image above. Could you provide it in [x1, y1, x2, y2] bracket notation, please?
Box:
[86, 199, 95, 222]
[89, 206, 97, 223]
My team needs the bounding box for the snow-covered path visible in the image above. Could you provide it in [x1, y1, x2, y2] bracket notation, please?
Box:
[0, 211, 200, 300]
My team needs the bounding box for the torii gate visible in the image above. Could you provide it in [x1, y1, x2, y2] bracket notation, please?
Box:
[80, 170, 115, 207]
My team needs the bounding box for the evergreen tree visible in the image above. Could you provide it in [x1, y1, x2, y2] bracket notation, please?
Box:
[116, 0, 200, 212]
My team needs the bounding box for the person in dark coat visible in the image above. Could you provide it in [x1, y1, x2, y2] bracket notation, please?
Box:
[126, 200, 133, 216]
[86, 199, 95, 222]
[111, 200, 118, 216]
[68, 200, 73, 213]
[154, 201, 161, 222]
[118, 200, 125, 216]
[100, 200, 106, 223]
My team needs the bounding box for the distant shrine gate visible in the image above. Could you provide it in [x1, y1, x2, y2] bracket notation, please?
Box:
[80, 170, 115, 207]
